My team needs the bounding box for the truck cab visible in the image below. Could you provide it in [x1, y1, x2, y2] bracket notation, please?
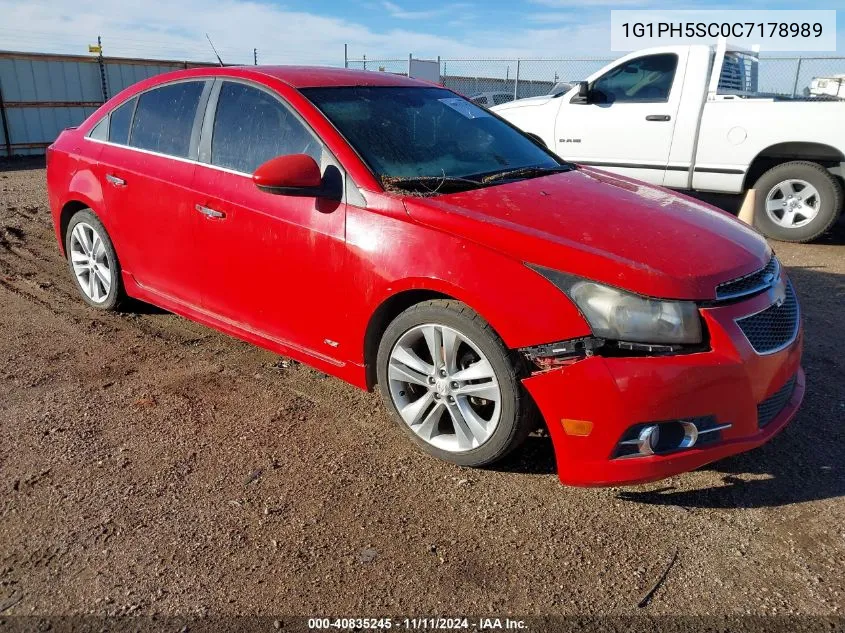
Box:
[494, 43, 845, 242]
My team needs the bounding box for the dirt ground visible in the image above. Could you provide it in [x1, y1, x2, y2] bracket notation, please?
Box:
[1, 159, 844, 626]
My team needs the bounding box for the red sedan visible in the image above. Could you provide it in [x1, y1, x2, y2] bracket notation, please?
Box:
[46, 66, 804, 486]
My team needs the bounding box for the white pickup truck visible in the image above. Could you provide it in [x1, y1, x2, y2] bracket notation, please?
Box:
[492, 42, 845, 242]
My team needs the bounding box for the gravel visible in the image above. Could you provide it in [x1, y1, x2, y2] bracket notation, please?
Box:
[1, 159, 843, 618]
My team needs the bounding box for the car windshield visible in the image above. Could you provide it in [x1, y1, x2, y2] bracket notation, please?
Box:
[301, 86, 566, 192]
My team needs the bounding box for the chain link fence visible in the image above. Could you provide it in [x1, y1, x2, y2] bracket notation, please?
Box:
[347, 55, 845, 101]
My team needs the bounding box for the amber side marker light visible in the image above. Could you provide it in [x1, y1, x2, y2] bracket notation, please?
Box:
[562, 419, 593, 436]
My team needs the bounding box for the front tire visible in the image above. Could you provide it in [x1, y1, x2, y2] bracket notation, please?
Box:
[65, 209, 124, 310]
[753, 161, 843, 243]
[376, 299, 536, 467]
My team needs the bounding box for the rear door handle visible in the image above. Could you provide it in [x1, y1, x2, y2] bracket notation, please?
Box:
[105, 174, 126, 186]
[645, 114, 671, 122]
[195, 204, 226, 219]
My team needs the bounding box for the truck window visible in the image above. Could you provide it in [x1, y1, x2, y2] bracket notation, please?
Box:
[718, 52, 759, 96]
[591, 54, 678, 104]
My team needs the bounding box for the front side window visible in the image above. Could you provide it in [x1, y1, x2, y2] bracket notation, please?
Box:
[211, 82, 322, 174]
[129, 81, 205, 158]
[301, 86, 561, 182]
[107, 97, 136, 145]
[591, 54, 678, 104]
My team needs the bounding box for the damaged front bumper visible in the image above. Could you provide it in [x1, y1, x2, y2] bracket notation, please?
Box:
[520, 288, 805, 487]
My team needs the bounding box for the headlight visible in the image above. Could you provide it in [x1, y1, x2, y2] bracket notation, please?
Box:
[570, 281, 702, 344]
[529, 266, 703, 345]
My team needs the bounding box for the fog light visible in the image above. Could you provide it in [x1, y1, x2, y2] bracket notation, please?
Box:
[614, 417, 720, 459]
[679, 421, 699, 448]
[637, 424, 660, 455]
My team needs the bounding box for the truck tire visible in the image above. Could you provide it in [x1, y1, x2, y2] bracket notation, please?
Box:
[752, 161, 843, 243]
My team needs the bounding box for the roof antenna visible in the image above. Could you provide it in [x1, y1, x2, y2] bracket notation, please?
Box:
[205, 33, 224, 67]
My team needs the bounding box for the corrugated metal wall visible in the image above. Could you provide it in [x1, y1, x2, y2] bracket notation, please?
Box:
[0, 51, 213, 156]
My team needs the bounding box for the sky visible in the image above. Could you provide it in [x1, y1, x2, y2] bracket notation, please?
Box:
[0, 0, 841, 66]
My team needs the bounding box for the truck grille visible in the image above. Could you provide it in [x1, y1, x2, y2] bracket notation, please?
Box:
[757, 376, 797, 429]
[735, 281, 799, 354]
[716, 256, 779, 301]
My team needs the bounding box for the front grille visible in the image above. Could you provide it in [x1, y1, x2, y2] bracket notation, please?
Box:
[757, 376, 797, 429]
[735, 281, 799, 354]
[716, 257, 779, 301]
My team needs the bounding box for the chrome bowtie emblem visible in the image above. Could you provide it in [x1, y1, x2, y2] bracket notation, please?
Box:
[771, 277, 787, 307]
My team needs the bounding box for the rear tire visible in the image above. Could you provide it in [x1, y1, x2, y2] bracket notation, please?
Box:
[752, 161, 842, 243]
[65, 209, 124, 311]
[376, 299, 537, 467]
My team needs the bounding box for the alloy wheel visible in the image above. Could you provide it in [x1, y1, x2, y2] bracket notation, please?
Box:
[69, 222, 112, 303]
[387, 323, 502, 453]
[765, 179, 821, 229]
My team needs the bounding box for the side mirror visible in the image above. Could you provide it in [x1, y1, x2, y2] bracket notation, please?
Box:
[253, 154, 323, 196]
[571, 81, 591, 104]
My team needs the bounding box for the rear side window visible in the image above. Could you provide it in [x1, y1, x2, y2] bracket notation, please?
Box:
[718, 52, 759, 95]
[108, 97, 136, 145]
[211, 82, 322, 174]
[129, 81, 205, 158]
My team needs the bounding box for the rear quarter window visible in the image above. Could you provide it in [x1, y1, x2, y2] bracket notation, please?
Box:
[107, 97, 136, 145]
[129, 81, 205, 158]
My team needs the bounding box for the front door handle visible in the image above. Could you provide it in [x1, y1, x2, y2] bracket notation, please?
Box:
[195, 204, 226, 219]
[105, 174, 126, 187]
[645, 114, 671, 122]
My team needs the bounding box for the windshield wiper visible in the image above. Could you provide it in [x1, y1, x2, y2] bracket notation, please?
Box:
[479, 165, 571, 184]
[382, 174, 482, 194]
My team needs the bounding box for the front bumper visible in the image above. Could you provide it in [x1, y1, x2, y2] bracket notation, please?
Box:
[522, 285, 805, 487]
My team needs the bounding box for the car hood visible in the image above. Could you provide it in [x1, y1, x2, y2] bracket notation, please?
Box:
[403, 167, 771, 301]
[491, 95, 554, 112]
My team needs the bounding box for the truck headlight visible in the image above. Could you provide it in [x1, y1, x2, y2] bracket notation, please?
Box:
[529, 266, 703, 345]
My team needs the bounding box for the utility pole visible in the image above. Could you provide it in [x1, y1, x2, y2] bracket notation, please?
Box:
[96, 36, 109, 103]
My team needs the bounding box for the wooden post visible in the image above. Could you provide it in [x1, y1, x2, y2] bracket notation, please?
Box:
[738, 189, 756, 226]
[0, 78, 11, 157]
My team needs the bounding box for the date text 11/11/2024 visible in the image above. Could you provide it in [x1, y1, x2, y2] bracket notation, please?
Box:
[307, 617, 529, 630]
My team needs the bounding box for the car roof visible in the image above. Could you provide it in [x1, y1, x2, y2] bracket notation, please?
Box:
[256, 66, 437, 88]
[157, 65, 437, 89]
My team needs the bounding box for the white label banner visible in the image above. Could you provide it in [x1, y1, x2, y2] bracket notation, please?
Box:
[610, 10, 837, 52]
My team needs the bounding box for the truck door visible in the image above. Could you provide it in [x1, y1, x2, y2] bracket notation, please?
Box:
[554, 50, 687, 186]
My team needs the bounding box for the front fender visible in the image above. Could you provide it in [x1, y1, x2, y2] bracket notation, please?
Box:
[343, 204, 590, 365]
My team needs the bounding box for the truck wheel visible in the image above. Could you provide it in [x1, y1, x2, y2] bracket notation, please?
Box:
[752, 161, 842, 243]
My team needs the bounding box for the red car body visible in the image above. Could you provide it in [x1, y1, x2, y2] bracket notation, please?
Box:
[46, 66, 805, 486]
